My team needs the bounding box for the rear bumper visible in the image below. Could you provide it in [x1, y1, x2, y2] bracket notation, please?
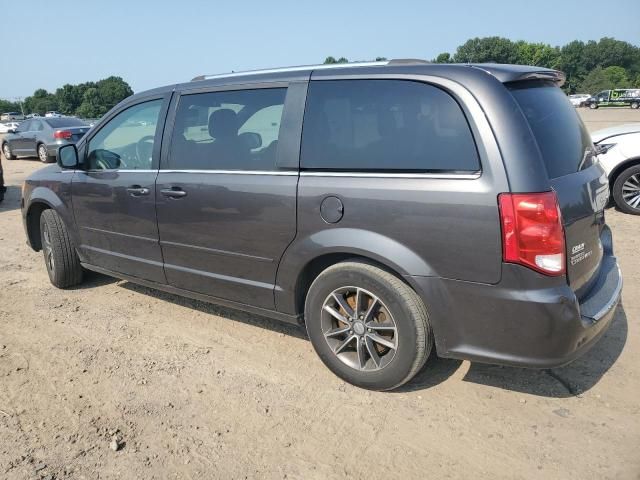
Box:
[409, 252, 622, 369]
[45, 140, 75, 158]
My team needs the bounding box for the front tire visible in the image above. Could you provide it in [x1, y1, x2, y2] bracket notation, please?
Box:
[305, 261, 433, 391]
[40, 209, 83, 288]
[612, 165, 640, 215]
[589, 102, 598, 110]
[631, 102, 639, 109]
[3, 143, 16, 160]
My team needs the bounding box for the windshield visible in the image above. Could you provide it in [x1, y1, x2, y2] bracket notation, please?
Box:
[45, 118, 87, 128]
[509, 83, 595, 179]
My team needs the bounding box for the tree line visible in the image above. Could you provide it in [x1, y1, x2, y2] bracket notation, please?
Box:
[0, 76, 133, 118]
[325, 36, 640, 93]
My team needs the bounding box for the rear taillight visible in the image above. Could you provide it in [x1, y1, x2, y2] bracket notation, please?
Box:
[498, 191, 566, 276]
[54, 130, 72, 140]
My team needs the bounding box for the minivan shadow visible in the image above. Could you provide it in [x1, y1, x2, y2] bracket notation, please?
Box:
[460, 304, 628, 398]
[119, 281, 308, 340]
[91, 275, 627, 395]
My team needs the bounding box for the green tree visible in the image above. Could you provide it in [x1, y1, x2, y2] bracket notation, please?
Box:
[0, 99, 22, 113]
[580, 66, 630, 93]
[95, 76, 133, 111]
[23, 89, 58, 115]
[433, 52, 451, 63]
[323, 56, 349, 64]
[76, 87, 104, 118]
[515, 41, 560, 68]
[453, 37, 519, 63]
[55, 84, 84, 115]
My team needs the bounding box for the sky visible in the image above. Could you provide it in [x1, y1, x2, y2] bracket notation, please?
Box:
[2, 0, 639, 99]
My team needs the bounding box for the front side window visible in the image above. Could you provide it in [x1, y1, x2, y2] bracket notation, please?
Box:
[168, 88, 286, 171]
[300, 80, 480, 172]
[86, 100, 162, 170]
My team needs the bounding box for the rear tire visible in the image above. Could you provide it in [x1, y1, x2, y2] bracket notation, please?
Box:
[631, 102, 639, 110]
[3, 143, 16, 160]
[37, 144, 53, 163]
[39, 209, 83, 288]
[612, 165, 640, 215]
[305, 261, 433, 391]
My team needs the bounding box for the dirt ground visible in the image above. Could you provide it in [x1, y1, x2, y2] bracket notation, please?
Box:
[0, 108, 639, 480]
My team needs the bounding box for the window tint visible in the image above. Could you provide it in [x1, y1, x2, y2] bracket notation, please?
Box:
[87, 100, 162, 170]
[509, 83, 595, 179]
[18, 120, 31, 132]
[32, 120, 44, 131]
[168, 88, 286, 170]
[45, 117, 87, 128]
[300, 80, 479, 172]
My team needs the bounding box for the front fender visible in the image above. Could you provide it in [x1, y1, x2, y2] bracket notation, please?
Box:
[274, 228, 436, 314]
[24, 183, 78, 252]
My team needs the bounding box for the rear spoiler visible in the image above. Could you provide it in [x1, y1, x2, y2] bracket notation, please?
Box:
[510, 70, 566, 87]
[468, 64, 566, 87]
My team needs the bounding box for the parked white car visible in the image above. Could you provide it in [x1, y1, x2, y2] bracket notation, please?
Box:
[593, 123, 640, 214]
[568, 94, 591, 107]
[44, 111, 62, 118]
[0, 122, 20, 133]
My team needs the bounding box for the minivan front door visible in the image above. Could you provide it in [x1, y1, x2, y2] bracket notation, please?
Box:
[155, 85, 300, 309]
[72, 97, 169, 283]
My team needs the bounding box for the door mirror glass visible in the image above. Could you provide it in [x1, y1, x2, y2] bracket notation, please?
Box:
[58, 144, 79, 169]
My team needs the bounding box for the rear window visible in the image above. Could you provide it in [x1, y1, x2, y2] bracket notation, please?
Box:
[45, 117, 87, 128]
[301, 80, 480, 172]
[509, 83, 595, 179]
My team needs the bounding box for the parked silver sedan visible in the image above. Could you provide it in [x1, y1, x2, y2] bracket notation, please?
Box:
[2, 117, 90, 163]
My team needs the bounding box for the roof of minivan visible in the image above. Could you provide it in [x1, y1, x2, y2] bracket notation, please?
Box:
[127, 61, 565, 101]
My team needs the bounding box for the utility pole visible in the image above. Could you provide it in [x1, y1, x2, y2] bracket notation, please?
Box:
[14, 97, 25, 116]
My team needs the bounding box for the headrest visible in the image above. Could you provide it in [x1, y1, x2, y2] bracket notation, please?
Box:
[208, 108, 239, 139]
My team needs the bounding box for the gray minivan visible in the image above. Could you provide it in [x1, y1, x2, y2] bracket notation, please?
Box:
[20, 61, 623, 390]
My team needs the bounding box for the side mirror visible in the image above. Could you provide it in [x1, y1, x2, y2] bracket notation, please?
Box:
[58, 144, 79, 169]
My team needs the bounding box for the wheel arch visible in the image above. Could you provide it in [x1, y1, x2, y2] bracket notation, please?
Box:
[609, 156, 640, 191]
[275, 229, 435, 317]
[25, 200, 53, 251]
[25, 186, 74, 252]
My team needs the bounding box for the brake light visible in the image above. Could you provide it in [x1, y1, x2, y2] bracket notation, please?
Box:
[498, 191, 566, 276]
[54, 130, 72, 140]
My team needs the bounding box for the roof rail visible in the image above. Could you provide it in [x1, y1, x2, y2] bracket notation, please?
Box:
[387, 58, 430, 65]
[191, 60, 389, 82]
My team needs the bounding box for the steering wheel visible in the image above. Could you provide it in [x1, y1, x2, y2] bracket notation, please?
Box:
[135, 135, 155, 167]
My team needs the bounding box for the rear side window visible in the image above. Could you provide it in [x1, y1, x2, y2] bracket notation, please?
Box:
[301, 80, 480, 172]
[168, 88, 286, 171]
[509, 83, 595, 179]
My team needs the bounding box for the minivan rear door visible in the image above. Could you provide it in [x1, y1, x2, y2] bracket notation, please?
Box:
[509, 83, 607, 298]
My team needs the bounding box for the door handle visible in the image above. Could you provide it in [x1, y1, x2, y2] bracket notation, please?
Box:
[126, 186, 150, 196]
[160, 187, 187, 198]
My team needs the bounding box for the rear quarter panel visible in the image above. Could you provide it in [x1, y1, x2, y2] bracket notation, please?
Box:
[275, 74, 510, 314]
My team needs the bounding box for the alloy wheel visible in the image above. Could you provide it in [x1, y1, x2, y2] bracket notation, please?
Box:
[38, 145, 48, 162]
[3, 144, 10, 159]
[622, 173, 640, 210]
[321, 286, 398, 371]
[42, 223, 55, 273]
